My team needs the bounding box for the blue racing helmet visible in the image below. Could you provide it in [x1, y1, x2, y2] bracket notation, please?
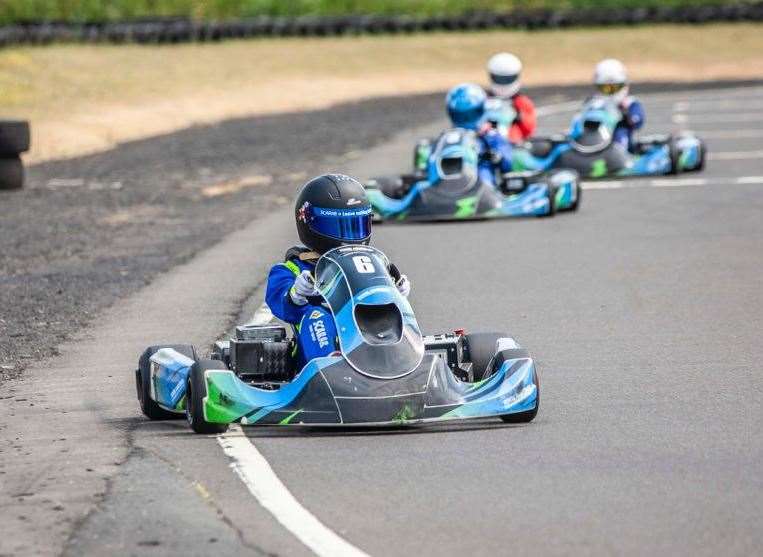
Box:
[446, 83, 487, 130]
[295, 174, 372, 254]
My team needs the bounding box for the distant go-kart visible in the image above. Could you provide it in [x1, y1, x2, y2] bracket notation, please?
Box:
[512, 95, 706, 178]
[366, 127, 580, 222]
[135, 246, 539, 432]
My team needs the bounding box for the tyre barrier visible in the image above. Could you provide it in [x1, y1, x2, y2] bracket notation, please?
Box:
[0, 120, 29, 190]
[1, 3, 763, 47]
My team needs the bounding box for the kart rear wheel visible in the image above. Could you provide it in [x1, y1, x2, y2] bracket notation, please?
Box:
[0, 156, 24, 190]
[136, 344, 197, 420]
[465, 332, 510, 382]
[570, 182, 582, 212]
[186, 359, 229, 434]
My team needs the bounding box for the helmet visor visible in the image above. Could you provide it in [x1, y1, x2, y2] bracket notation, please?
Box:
[308, 206, 372, 241]
[490, 72, 518, 86]
[449, 105, 484, 129]
[597, 83, 625, 95]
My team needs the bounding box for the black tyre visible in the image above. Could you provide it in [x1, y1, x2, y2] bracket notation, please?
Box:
[186, 359, 229, 434]
[695, 139, 707, 171]
[465, 332, 510, 381]
[0, 120, 30, 156]
[0, 156, 23, 191]
[538, 185, 556, 217]
[136, 344, 197, 420]
[570, 182, 582, 211]
[668, 137, 682, 175]
[500, 385, 539, 424]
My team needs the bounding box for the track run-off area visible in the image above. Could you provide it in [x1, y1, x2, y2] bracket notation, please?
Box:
[1, 84, 761, 557]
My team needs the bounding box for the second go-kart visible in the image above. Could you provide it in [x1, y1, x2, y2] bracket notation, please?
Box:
[135, 245, 539, 432]
[512, 95, 706, 178]
[367, 127, 580, 222]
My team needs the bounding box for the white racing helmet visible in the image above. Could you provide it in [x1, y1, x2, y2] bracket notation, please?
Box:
[594, 58, 629, 103]
[487, 52, 522, 98]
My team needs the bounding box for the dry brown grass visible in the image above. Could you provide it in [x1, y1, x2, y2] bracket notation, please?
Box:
[2, 23, 761, 163]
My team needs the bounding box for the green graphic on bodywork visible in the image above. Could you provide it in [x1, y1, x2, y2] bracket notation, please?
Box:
[510, 150, 535, 172]
[465, 377, 490, 392]
[393, 405, 415, 424]
[454, 196, 479, 218]
[590, 159, 608, 178]
[204, 372, 249, 423]
[555, 186, 570, 209]
[279, 409, 303, 425]
[175, 395, 186, 411]
[396, 211, 409, 221]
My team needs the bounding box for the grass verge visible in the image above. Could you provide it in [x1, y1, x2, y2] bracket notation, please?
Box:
[1, 22, 761, 163]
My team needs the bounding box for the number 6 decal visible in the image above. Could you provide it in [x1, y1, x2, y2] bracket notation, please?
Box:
[353, 255, 375, 274]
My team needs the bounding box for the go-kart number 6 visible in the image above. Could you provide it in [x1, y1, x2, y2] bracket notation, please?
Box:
[353, 255, 375, 274]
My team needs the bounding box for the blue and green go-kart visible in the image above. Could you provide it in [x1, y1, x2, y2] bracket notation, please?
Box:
[135, 246, 540, 432]
[512, 95, 706, 178]
[366, 127, 580, 222]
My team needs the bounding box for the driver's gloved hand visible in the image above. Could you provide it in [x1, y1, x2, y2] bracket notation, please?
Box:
[396, 275, 411, 298]
[482, 130, 506, 164]
[289, 270, 315, 306]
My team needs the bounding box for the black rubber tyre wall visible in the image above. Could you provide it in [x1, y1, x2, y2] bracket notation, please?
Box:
[186, 359, 230, 434]
[0, 120, 30, 156]
[465, 332, 510, 381]
[136, 344, 197, 420]
[0, 156, 24, 191]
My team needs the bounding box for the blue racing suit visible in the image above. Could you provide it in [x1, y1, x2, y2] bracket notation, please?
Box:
[265, 246, 407, 369]
[265, 247, 337, 369]
[614, 96, 645, 153]
[478, 127, 513, 186]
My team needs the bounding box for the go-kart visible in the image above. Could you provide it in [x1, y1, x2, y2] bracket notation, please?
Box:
[367, 127, 580, 222]
[512, 95, 706, 178]
[135, 245, 539, 432]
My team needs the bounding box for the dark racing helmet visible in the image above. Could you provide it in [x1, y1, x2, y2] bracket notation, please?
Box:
[294, 174, 372, 254]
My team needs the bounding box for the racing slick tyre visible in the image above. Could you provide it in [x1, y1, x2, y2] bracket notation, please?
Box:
[570, 182, 582, 212]
[696, 139, 707, 171]
[538, 185, 557, 217]
[668, 137, 682, 175]
[0, 120, 30, 156]
[186, 359, 229, 434]
[136, 344, 197, 420]
[0, 156, 24, 190]
[499, 390, 539, 424]
[465, 332, 510, 381]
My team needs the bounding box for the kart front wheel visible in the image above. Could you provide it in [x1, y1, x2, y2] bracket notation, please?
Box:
[136, 344, 197, 420]
[500, 397, 539, 423]
[570, 182, 582, 212]
[186, 359, 229, 434]
[538, 185, 556, 217]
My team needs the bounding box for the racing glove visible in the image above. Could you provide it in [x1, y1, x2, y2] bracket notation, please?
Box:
[396, 274, 411, 298]
[388, 263, 411, 298]
[289, 270, 315, 306]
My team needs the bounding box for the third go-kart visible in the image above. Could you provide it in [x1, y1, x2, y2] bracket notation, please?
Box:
[512, 95, 706, 178]
[367, 127, 580, 222]
[135, 246, 539, 432]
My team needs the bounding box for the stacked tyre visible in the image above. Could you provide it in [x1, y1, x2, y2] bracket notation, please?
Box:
[0, 120, 30, 190]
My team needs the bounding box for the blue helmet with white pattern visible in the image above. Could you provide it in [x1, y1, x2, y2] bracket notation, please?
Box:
[446, 83, 487, 130]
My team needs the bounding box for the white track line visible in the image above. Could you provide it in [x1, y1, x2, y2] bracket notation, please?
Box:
[708, 150, 763, 160]
[699, 129, 763, 139]
[674, 100, 763, 112]
[673, 113, 763, 124]
[218, 426, 370, 557]
[583, 175, 763, 190]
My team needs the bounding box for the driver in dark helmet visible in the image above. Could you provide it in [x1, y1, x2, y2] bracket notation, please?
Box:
[265, 174, 411, 367]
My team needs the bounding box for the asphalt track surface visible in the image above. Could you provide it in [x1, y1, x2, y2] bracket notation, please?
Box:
[2, 84, 762, 556]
